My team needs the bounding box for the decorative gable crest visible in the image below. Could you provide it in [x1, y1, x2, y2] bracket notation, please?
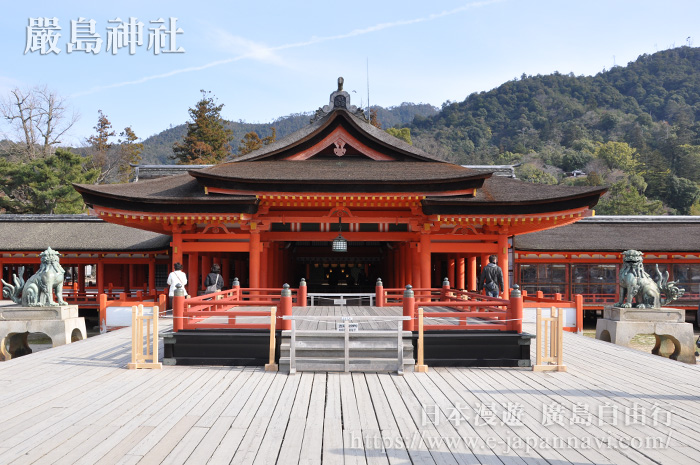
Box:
[311, 77, 367, 122]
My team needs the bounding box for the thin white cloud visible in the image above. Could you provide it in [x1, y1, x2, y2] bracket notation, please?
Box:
[70, 0, 504, 98]
[208, 29, 287, 67]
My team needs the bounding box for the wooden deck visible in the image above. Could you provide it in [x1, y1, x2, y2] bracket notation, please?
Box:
[0, 308, 699, 464]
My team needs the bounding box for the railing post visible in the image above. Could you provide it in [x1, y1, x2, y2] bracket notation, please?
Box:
[158, 294, 167, 317]
[537, 290, 544, 299]
[575, 294, 583, 334]
[99, 293, 108, 334]
[509, 284, 523, 333]
[403, 285, 415, 331]
[280, 283, 292, 331]
[232, 277, 240, 300]
[415, 307, 428, 372]
[298, 278, 307, 307]
[375, 278, 385, 307]
[441, 277, 450, 299]
[265, 307, 278, 372]
[173, 284, 185, 332]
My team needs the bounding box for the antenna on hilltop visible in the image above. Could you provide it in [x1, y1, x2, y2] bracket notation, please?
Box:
[366, 58, 370, 121]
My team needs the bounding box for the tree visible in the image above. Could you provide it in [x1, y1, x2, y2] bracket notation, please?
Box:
[85, 110, 117, 183]
[0, 149, 99, 214]
[665, 175, 700, 214]
[516, 165, 558, 185]
[594, 181, 665, 215]
[370, 108, 381, 129]
[385, 127, 412, 145]
[0, 86, 78, 160]
[238, 128, 276, 156]
[173, 90, 233, 164]
[595, 141, 638, 172]
[117, 127, 143, 182]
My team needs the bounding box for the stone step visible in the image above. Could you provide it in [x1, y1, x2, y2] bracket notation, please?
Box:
[280, 339, 413, 350]
[279, 356, 415, 373]
[282, 330, 412, 338]
[281, 347, 414, 359]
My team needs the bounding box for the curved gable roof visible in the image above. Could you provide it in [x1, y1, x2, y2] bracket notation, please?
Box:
[231, 106, 443, 163]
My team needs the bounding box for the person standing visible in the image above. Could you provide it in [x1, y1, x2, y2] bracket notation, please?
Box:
[204, 264, 224, 294]
[167, 262, 187, 309]
[478, 255, 504, 298]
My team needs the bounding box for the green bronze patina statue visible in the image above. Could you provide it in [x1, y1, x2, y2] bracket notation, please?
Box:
[1, 247, 67, 307]
[616, 249, 684, 308]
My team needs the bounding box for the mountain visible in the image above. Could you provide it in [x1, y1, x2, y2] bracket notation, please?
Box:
[406, 46, 700, 214]
[141, 103, 438, 164]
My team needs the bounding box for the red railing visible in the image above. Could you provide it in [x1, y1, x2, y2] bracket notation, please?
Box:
[374, 281, 519, 332]
[522, 290, 583, 333]
[173, 283, 303, 332]
[99, 292, 167, 332]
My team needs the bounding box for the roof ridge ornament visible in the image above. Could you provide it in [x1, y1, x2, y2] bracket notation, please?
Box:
[311, 77, 368, 123]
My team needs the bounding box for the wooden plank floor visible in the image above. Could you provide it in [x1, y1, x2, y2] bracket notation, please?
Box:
[0, 309, 698, 464]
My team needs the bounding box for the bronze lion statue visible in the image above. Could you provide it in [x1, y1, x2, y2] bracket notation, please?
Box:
[617, 249, 684, 308]
[2, 247, 67, 307]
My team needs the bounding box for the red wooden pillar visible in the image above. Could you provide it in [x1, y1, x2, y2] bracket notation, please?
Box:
[392, 249, 400, 288]
[269, 244, 276, 288]
[187, 253, 199, 296]
[447, 255, 455, 289]
[467, 256, 477, 292]
[277, 244, 284, 288]
[498, 235, 510, 299]
[457, 255, 465, 290]
[221, 257, 230, 289]
[201, 254, 211, 290]
[432, 256, 440, 289]
[249, 233, 261, 288]
[126, 264, 133, 293]
[148, 259, 156, 294]
[171, 233, 183, 271]
[78, 264, 86, 294]
[398, 244, 406, 288]
[411, 243, 421, 289]
[420, 234, 431, 290]
[97, 261, 105, 294]
[260, 243, 269, 288]
[480, 253, 489, 293]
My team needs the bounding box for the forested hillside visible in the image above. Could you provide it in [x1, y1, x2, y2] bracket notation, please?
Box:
[141, 103, 438, 164]
[408, 47, 700, 214]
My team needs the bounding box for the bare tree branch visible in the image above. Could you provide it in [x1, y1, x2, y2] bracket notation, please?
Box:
[0, 86, 78, 160]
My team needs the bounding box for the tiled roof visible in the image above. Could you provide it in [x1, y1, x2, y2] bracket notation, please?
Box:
[513, 216, 700, 252]
[0, 215, 171, 251]
[76, 175, 216, 203]
[192, 160, 493, 184]
[231, 108, 443, 162]
[425, 176, 607, 204]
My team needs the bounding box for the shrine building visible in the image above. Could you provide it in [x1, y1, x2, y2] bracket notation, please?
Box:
[74, 79, 607, 300]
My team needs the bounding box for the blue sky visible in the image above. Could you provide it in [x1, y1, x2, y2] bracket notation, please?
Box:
[2, 0, 700, 146]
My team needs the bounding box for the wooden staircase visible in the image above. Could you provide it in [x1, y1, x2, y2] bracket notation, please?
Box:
[279, 330, 415, 374]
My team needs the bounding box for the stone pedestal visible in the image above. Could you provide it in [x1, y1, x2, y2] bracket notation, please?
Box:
[0, 304, 87, 361]
[596, 306, 696, 364]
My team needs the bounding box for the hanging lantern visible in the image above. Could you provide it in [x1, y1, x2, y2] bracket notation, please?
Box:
[332, 213, 347, 252]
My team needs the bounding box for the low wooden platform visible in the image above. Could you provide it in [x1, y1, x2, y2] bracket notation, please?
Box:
[0, 316, 698, 463]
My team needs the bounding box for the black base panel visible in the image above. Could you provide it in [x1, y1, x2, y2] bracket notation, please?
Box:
[163, 329, 281, 366]
[413, 330, 534, 367]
